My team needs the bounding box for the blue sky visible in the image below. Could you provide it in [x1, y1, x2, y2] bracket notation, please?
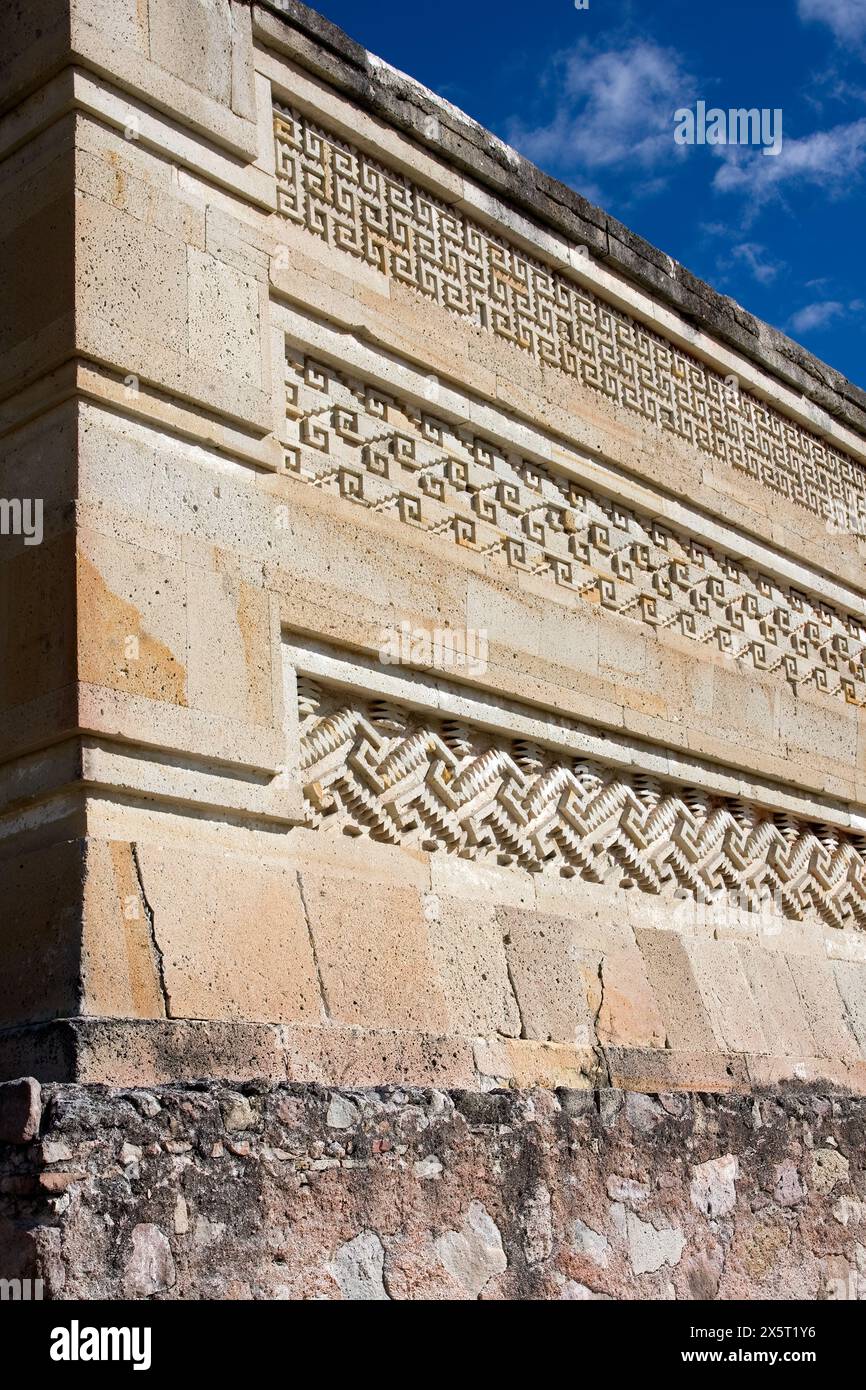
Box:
[314, 0, 866, 386]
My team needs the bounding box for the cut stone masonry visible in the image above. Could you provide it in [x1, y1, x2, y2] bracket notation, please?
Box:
[2, 0, 866, 1298]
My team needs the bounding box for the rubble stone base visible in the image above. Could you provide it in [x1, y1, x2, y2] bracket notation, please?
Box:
[1, 1078, 864, 1300]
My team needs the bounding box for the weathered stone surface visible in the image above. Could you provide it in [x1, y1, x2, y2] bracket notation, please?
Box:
[0, 1078, 42, 1144]
[0, 1080, 863, 1300]
[2, 0, 866, 1305]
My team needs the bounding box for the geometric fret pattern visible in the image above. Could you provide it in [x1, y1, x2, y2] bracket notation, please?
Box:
[274, 102, 866, 540]
[285, 347, 866, 707]
[298, 676, 866, 929]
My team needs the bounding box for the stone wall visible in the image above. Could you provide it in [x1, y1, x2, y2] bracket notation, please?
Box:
[2, 0, 866, 1097]
[3, 0, 866, 1301]
[1, 1075, 864, 1300]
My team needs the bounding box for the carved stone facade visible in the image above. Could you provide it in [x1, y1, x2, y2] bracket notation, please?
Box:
[298, 673, 866, 928]
[3, 0, 866, 1299]
[284, 344, 866, 706]
[275, 101, 866, 537]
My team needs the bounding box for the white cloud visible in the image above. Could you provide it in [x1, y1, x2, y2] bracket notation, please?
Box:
[788, 300, 846, 333]
[798, 0, 866, 46]
[505, 40, 696, 180]
[787, 298, 863, 335]
[712, 118, 866, 210]
[730, 242, 783, 284]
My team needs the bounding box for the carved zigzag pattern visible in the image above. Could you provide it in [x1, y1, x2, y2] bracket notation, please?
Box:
[298, 678, 866, 930]
[274, 103, 866, 539]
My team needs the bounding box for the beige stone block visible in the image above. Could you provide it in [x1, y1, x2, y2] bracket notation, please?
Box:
[779, 686, 857, 772]
[833, 961, 866, 1056]
[186, 566, 272, 726]
[299, 873, 449, 1032]
[473, 1037, 603, 1089]
[134, 844, 322, 1024]
[72, 0, 148, 51]
[746, 1055, 866, 1095]
[187, 246, 263, 392]
[286, 826, 430, 889]
[429, 853, 533, 907]
[148, 0, 234, 107]
[76, 194, 270, 430]
[76, 531, 188, 706]
[73, 136, 207, 253]
[68, 5, 257, 160]
[80, 839, 164, 1020]
[682, 939, 769, 1054]
[424, 895, 520, 1038]
[75, 682, 285, 772]
[634, 929, 717, 1052]
[784, 954, 860, 1062]
[499, 907, 601, 1046]
[281, 1024, 476, 1089]
[711, 665, 781, 745]
[77, 191, 189, 361]
[597, 948, 666, 1050]
[0, 840, 84, 1028]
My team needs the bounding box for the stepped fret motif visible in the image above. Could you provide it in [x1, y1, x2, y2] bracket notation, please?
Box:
[298, 677, 866, 929]
[274, 103, 866, 537]
[285, 346, 866, 706]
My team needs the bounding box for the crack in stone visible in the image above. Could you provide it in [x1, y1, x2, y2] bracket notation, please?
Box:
[595, 958, 613, 1087]
[131, 843, 171, 1019]
[594, 956, 606, 1032]
[296, 871, 331, 1020]
[503, 951, 527, 1041]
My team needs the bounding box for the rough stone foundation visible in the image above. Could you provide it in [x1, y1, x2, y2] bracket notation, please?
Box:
[1, 1076, 864, 1300]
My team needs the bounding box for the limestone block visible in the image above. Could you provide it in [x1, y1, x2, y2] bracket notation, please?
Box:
[473, 1037, 602, 1089]
[784, 954, 860, 1063]
[634, 930, 718, 1053]
[423, 895, 520, 1038]
[739, 946, 827, 1059]
[682, 939, 770, 1055]
[66, 0, 258, 158]
[0, 533, 76, 722]
[499, 908, 602, 1046]
[0, 840, 85, 1028]
[75, 192, 271, 430]
[80, 839, 165, 1020]
[148, 0, 235, 107]
[298, 873, 449, 1032]
[780, 685, 858, 774]
[76, 530, 188, 706]
[77, 191, 189, 364]
[281, 1024, 477, 1089]
[133, 844, 322, 1024]
[833, 962, 866, 1056]
[72, 0, 148, 53]
[187, 246, 263, 393]
[186, 566, 273, 727]
[596, 948, 667, 1050]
